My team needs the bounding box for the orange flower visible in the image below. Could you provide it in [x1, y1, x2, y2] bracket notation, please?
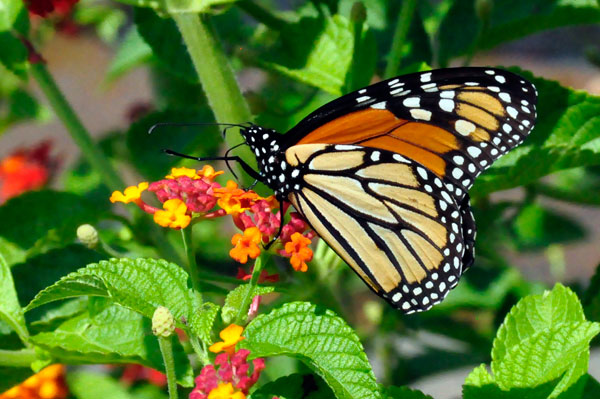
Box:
[110, 182, 148, 204]
[214, 181, 259, 214]
[209, 324, 245, 355]
[285, 233, 313, 272]
[207, 382, 246, 399]
[197, 165, 224, 181]
[230, 227, 262, 264]
[0, 364, 68, 399]
[153, 199, 191, 229]
[165, 167, 199, 180]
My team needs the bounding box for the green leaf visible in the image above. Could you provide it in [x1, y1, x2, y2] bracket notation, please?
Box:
[472, 72, 600, 197]
[68, 371, 135, 399]
[583, 375, 600, 399]
[32, 302, 193, 386]
[106, 27, 152, 83]
[0, 250, 28, 343]
[262, 15, 356, 96]
[382, 385, 433, 399]
[126, 108, 220, 181]
[11, 245, 104, 311]
[221, 284, 275, 325]
[240, 302, 380, 399]
[189, 301, 219, 344]
[583, 263, 600, 322]
[73, 0, 127, 43]
[0, 191, 102, 266]
[0, 32, 28, 78]
[0, 367, 34, 393]
[113, 0, 240, 13]
[492, 284, 600, 395]
[251, 373, 334, 399]
[134, 7, 197, 83]
[438, 0, 600, 66]
[0, 0, 23, 31]
[511, 202, 586, 250]
[24, 258, 206, 336]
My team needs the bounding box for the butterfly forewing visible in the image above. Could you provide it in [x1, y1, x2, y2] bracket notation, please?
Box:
[285, 144, 468, 312]
[283, 67, 537, 203]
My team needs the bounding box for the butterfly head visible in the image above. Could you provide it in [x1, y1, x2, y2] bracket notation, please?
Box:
[240, 124, 292, 194]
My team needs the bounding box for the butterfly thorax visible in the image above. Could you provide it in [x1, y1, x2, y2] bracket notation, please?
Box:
[240, 124, 296, 197]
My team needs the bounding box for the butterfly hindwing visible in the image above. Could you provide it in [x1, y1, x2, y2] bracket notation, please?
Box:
[285, 143, 470, 312]
[283, 67, 537, 203]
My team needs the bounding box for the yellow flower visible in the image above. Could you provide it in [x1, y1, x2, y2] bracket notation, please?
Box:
[197, 165, 224, 180]
[110, 182, 149, 204]
[285, 233, 313, 272]
[208, 324, 245, 355]
[153, 199, 191, 229]
[214, 181, 259, 214]
[0, 364, 67, 399]
[166, 167, 199, 180]
[207, 383, 246, 399]
[229, 227, 262, 264]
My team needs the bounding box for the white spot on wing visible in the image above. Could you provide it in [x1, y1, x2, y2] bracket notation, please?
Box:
[410, 109, 432, 121]
[455, 119, 476, 136]
[420, 72, 432, 82]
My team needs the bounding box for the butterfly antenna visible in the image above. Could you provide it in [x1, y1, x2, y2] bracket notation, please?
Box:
[148, 122, 250, 136]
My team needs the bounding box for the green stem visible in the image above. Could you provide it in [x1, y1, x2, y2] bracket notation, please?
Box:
[188, 334, 210, 365]
[238, 0, 287, 31]
[30, 63, 124, 192]
[181, 227, 201, 293]
[158, 337, 178, 399]
[0, 349, 36, 367]
[384, 0, 417, 78]
[172, 13, 255, 171]
[234, 256, 264, 325]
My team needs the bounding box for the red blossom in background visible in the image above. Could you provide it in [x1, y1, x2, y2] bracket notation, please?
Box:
[120, 364, 167, 387]
[25, 0, 79, 17]
[0, 141, 57, 204]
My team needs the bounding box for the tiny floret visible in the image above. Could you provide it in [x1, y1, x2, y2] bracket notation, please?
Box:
[153, 199, 191, 229]
[110, 182, 149, 203]
[209, 324, 245, 355]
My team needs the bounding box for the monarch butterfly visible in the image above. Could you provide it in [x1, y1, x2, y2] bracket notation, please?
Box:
[191, 67, 537, 313]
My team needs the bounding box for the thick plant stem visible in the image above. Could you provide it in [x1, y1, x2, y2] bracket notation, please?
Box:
[384, 0, 417, 78]
[0, 349, 36, 367]
[234, 255, 264, 325]
[172, 13, 255, 169]
[158, 337, 178, 399]
[30, 63, 124, 192]
[181, 227, 201, 293]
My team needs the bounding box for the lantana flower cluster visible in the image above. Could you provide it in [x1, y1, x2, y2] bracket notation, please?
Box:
[190, 325, 264, 399]
[110, 166, 316, 272]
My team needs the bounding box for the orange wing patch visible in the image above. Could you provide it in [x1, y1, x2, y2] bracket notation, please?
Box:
[296, 108, 459, 178]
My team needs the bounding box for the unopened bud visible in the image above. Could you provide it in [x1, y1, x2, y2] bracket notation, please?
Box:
[475, 0, 493, 23]
[152, 306, 175, 338]
[77, 224, 98, 249]
[351, 2, 367, 24]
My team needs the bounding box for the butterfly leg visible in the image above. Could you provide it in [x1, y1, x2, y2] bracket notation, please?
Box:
[264, 195, 286, 250]
[163, 149, 264, 182]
